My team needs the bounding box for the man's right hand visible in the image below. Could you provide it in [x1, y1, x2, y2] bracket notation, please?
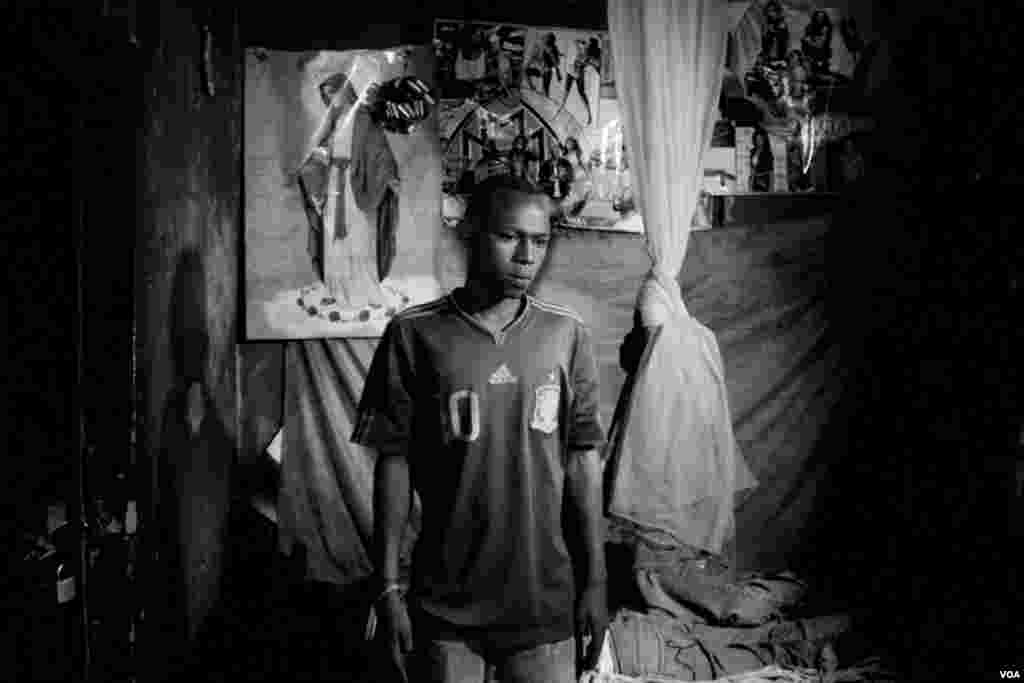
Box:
[378, 591, 413, 682]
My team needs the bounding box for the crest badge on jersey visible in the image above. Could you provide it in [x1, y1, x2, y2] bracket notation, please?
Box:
[531, 372, 560, 434]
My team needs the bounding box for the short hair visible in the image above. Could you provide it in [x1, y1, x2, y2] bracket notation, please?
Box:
[459, 174, 554, 239]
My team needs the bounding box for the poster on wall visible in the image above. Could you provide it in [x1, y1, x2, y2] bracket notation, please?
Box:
[244, 46, 444, 339]
[434, 20, 642, 232]
[722, 0, 878, 193]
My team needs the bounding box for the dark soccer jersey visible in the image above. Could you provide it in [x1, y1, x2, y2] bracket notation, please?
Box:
[351, 290, 605, 650]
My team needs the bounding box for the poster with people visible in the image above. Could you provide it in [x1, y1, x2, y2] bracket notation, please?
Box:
[435, 20, 635, 232]
[724, 0, 878, 193]
[244, 46, 445, 339]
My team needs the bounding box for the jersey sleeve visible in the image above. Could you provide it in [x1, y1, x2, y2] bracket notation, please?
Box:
[351, 318, 416, 455]
[568, 323, 606, 453]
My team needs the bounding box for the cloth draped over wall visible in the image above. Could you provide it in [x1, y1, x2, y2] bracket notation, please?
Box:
[677, 218, 838, 572]
[276, 339, 418, 585]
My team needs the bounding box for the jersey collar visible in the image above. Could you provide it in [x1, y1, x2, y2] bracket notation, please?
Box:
[448, 289, 533, 346]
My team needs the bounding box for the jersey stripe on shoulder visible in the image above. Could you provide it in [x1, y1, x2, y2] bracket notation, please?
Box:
[394, 297, 449, 321]
[529, 296, 584, 324]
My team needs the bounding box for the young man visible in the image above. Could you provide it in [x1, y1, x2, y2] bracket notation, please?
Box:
[353, 174, 608, 682]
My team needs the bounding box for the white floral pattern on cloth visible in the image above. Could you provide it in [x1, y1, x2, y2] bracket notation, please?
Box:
[296, 281, 411, 324]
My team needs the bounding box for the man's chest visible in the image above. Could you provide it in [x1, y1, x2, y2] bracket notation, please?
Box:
[411, 325, 574, 442]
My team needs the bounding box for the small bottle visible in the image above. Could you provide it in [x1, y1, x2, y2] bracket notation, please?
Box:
[51, 519, 79, 606]
[56, 559, 77, 605]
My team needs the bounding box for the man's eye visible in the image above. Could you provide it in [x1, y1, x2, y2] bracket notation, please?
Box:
[533, 238, 549, 247]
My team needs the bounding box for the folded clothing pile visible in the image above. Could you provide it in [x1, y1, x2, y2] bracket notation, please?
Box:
[580, 664, 820, 683]
[581, 661, 895, 683]
[600, 533, 895, 683]
[605, 609, 839, 682]
[633, 544, 808, 627]
[594, 610, 894, 682]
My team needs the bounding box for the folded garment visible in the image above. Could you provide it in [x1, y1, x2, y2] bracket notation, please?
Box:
[634, 546, 808, 626]
[684, 614, 853, 648]
[580, 664, 821, 683]
[735, 572, 808, 607]
[608, 610, 822, 681]
[635, 569, 708, 625]
[635, 549, 743, 623]
[723, 572, 808, 626]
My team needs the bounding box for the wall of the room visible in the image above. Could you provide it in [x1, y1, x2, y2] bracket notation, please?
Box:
[134, 3, 241, 678]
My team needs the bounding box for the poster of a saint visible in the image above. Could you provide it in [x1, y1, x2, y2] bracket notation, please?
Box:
[245, 46, 444, 339]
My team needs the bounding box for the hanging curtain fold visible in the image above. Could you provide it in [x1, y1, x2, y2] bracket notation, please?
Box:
[277, 339, 418, 586]
[605, 0, 758, 556]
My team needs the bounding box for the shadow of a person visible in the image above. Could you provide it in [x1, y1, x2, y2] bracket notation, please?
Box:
[151, 248, 234, 681]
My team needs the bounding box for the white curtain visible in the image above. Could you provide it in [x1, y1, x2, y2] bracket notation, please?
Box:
[605, 0, 758, 555]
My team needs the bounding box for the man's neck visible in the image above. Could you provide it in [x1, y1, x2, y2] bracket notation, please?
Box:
[456, 281, 525, 332]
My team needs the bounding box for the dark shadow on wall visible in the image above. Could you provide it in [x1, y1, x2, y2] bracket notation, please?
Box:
[783, 22, 1022, 669]
[149, 248, 233, 682]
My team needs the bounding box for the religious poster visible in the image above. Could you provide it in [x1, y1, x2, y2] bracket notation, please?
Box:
[244, 46, 444, 339]
[434, 20, 636, 232]
[722, 0, 878, 193]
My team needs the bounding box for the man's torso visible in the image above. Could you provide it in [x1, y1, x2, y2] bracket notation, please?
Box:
[396, 293, 585, 646]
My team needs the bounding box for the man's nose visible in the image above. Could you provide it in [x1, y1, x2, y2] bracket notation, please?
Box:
[513, 238, 535, 264]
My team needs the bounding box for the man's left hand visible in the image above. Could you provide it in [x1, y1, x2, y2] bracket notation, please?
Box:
[575, 581, 609, 674]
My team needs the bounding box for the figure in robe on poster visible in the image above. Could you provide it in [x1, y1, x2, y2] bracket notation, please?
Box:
[296, 71, 401, 309]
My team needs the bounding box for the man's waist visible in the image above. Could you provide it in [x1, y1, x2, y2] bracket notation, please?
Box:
[411, 599, 575, 653]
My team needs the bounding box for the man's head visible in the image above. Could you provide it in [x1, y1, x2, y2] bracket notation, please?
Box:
[318, 72, 358, 109]
[459, 174, 554, 299]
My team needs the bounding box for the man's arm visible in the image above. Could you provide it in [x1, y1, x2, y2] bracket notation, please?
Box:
[373, 450, 411, 586]
[566, 321, 610, 673]
[352, 317, 417, 680]
[372, 449, 414, 681]
[566, 447, 609, 673]
[565, 448, 607, 587]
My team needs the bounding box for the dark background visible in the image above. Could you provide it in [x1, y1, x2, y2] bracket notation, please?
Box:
[3, 1, 1021, 681]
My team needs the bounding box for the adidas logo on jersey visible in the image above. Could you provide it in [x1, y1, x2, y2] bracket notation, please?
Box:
[488, 363, 518, 385]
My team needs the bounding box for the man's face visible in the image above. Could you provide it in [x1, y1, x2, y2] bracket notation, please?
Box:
[472, 193, 551, 298]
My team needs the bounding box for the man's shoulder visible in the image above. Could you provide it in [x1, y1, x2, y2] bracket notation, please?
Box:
[528, 295, 586, 328]
[393, 296, 452, 324]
